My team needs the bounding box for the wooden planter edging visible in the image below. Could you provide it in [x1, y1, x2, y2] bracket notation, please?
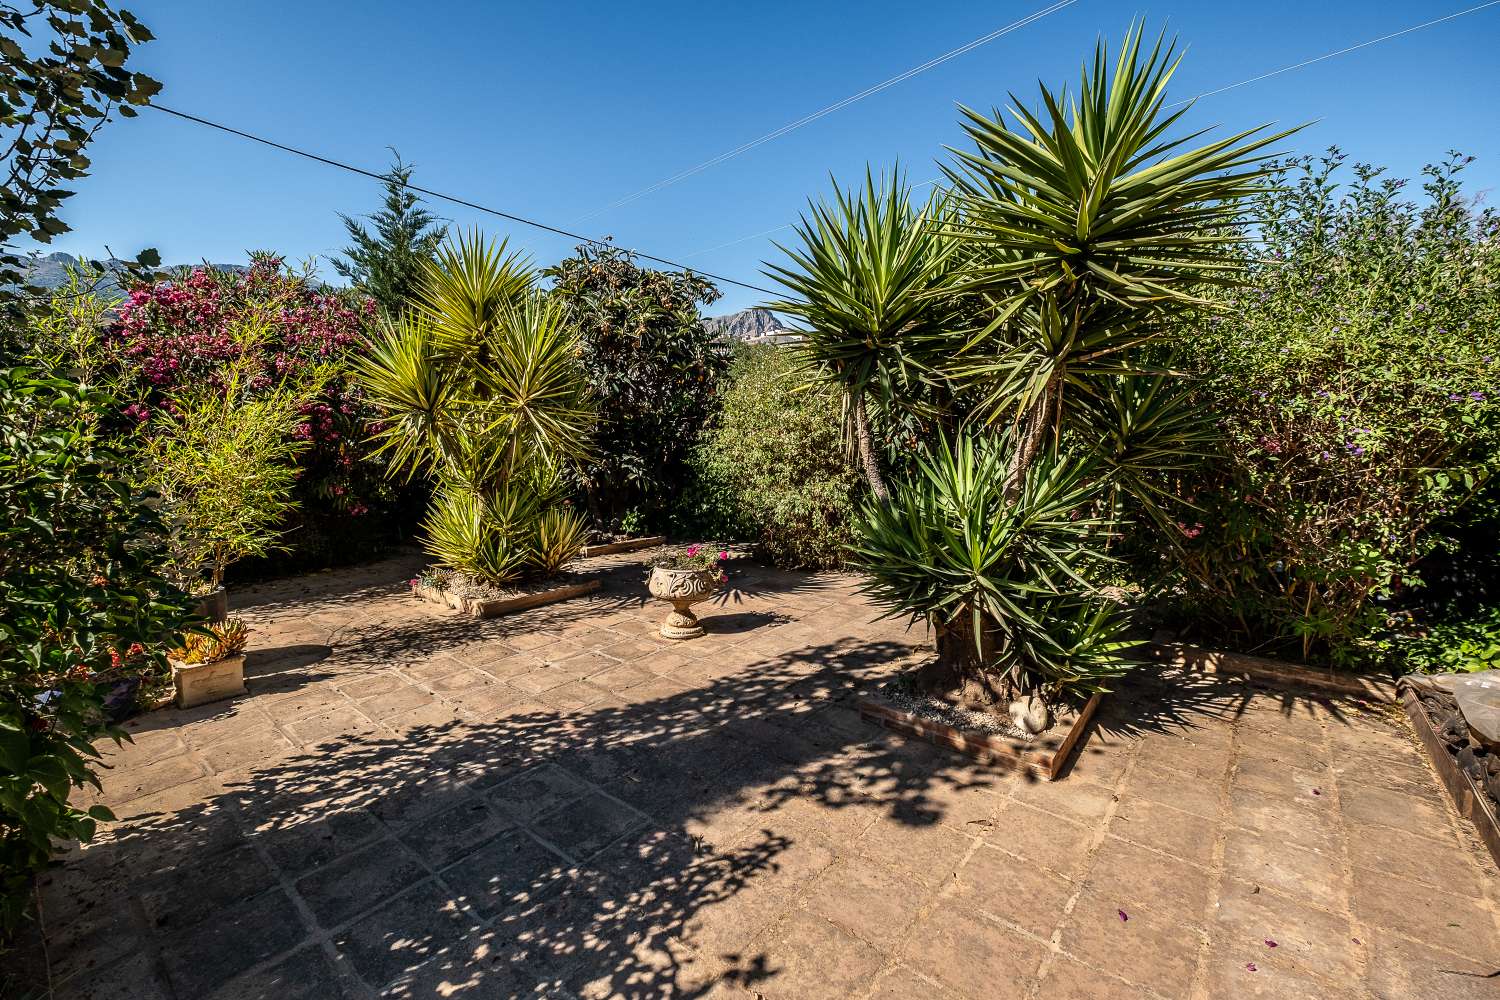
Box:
[579, 535, 666, 558]
[413, 578, 601, 618]
[858, 693, 1103, 780]
[1401, 689, 1500, 868]
[1147, 642, 1397, 703]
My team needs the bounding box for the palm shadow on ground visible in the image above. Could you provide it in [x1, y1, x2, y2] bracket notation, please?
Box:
[31, 561, 1260, 1000]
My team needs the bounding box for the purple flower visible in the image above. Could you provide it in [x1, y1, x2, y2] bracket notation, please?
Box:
[1470, 391, 1486, 400]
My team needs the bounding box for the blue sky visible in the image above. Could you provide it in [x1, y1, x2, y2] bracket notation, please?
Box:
[37, 0, 1500, 314]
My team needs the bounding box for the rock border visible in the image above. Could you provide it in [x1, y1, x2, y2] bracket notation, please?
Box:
[1147, 641, 1397, 702]
[858, 692, 1103, 781]
[412, 578, 601, 619]
[1401, 688, 1500, 868]
[579, 535, 666, 558]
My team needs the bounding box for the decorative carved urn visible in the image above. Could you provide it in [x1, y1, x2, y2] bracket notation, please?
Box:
[647, 566, 720, 640]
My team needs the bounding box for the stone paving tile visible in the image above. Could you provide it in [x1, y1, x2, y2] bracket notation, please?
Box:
[23, 551, 1500, 999]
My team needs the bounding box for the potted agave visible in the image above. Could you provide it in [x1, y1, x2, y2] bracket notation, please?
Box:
[647, 544, 729, 640]
[169, 618, 250, 708]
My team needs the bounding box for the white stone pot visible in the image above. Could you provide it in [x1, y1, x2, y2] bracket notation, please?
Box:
[647, 566, 720, 640]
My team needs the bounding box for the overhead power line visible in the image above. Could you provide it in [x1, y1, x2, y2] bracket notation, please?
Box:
[572, 0, 1078, 224]
[1169, 0, 1500, 106]
[683, 0, 1500, 261]
[146, 103, 780, 296]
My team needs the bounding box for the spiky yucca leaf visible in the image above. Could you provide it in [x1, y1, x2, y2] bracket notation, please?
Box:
[531, 506, 589, 575]
[854, 433, 1129, 692]
[418, 229, 534, 358]
[767, 167, 957, 402]
[354, 314, 459, 481]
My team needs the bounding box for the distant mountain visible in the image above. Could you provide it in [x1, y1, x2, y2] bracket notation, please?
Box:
[703, 307, 802, 344]
[17, 252, 255, 298]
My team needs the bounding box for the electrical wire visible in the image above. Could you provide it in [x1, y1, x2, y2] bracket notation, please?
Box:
[571, 0, 1077, 223]
[146, 103, 780, 296]
[683, 1, 1500, 261]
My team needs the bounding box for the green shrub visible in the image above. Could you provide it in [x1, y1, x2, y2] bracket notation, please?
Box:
[0, 369, 192, 932]
[1170, 150, 1500, 666]
[545, 244, 729, 531]
[357, 232, 595, 585]
[690, 345, 858, 568]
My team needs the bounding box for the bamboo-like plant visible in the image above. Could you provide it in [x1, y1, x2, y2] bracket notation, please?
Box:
[355, 231, 595, 584]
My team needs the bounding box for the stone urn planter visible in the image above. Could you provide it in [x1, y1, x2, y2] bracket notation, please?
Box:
[648, 566, 721, 640]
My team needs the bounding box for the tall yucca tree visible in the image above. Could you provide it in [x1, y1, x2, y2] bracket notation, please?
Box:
[355, 231, 595, 584]
[766, 168, 958, 500]
[944, 24, 1297, 492]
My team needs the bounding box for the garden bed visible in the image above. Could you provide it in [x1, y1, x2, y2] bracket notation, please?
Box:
[579, 534, 666, 558]
[1148, 640, 1397, 702]
[858, 687, 1102, 780]
[1401, 687, 1500, 868]
[411, 573, 601, 618]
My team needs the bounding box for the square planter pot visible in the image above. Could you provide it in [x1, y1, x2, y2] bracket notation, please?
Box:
[171, 654, 247, 708]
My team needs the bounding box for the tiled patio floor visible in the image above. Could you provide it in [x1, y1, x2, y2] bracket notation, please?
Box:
[18, 551, 1500, 999]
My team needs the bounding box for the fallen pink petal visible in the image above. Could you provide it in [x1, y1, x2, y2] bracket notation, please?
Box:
[1247, 963, 1258, 972]
[1264, 939, 1278, 948]
[1118, 909, 1129, 922]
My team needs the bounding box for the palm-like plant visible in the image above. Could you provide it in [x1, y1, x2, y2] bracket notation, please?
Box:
[767, 168, 957, 500]
[355, 230, 595, 584]
[856, 434, 1132, 704]
[776, 25, 1296, 710]
[943, 24, 1295, 488]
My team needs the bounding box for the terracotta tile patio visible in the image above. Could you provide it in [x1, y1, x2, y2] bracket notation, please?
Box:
[16, 552, 1500, 999]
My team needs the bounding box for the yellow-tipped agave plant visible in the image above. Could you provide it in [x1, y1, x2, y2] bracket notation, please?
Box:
[355, 230, 595, 585]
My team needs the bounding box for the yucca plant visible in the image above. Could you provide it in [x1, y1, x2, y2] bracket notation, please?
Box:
[767, 167, 959, 500]
[773, 25, 1295, 711]
[857, 434, 1132, 705]
[943, 24, 1295, 490]
[355, 230, 595, 585]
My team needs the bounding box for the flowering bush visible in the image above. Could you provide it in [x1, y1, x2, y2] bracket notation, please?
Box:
[1166, 151, 1500, 666]
[103, 254, 416, 571]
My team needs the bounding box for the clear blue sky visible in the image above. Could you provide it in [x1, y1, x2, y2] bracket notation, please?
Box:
[37, 0, 1500, 314]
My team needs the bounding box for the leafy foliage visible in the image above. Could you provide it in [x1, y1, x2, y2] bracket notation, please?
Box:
[774, 25, 1287, 703]
[25, 254, 418, 573]
[856, 435, 1132, 699]
[0, 368, 190, 932]
[331, 153, 447, 318]
[141, 357, 317, 592]
[0, 1, 162, 325]
[1169, 150, 1500, 665]
[357, 231, 595, 584]
[545, 243, 728, 530]
[689, 345, 859, 569]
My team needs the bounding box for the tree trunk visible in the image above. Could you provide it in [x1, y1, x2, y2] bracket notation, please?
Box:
[1003, 374, 1060, 500]
[851, 391, 891, 503]
[912, 611, 1017, 709]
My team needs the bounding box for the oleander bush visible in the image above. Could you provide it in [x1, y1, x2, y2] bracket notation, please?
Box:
[688, 345, 858, 568]
[546, 244, 729, 532]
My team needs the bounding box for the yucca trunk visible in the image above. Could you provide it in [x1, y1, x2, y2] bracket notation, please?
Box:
[851, 391, 891, 502]
[917, 610, 1017, 709]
